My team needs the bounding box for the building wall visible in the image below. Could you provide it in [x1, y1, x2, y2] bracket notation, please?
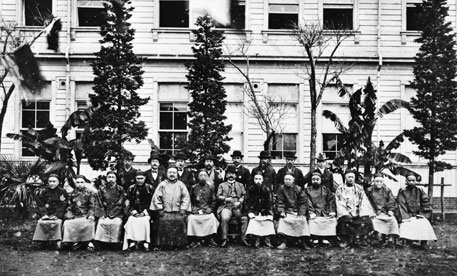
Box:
[1, 0, 457, 197]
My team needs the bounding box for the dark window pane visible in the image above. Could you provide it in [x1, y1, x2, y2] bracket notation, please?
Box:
[160, 112, 173, 129]
[36, 111, 50, 128]
[160, 103, 173, 111]
[174, 112, 187, 130]
[36, 102, 50, 110]
[215, 3, 245, 29]
[78, 8, 105, 27]
[283, 134, 297, 151]
[22, 111, 35, 128]
[160, 1, 189, 27]
[323, 134, 337, 151]
[25, 0, 53, 26]
[22, 101, 36, 110]
[407, 6, 422, 31]
[269, 14, 298, 29]
[271, 151, 282, 160]
[323, 8, 353, 30]
[159, 132, 173, 149]
[22, 147, 35, 157]
[174, 133, 187, 148]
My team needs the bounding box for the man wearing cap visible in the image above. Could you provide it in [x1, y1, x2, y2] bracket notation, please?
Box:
[397, 173, 436, 250]
[365, 172, 399, 247]
[277, 152, 305, 189]
[251, 151, 278, 194]
[202, 154, 224, 191]
[243, 172, 275, 248]
[187, 169, 219, 248]
[230, 150, 251, 187]
[150, 165, 191, 249]
[306, 170, 337, 246]
[123, 171, 155, 251]
[275, 172, 311, 250]
[217, 165, 247, 247]
[118, 150, 138, 191]
[174, 152, 196, 191]
[145, 152, 166, 189]
[309, 153, 336, 193]
[94, 171, 125, 248]
[335, 169, 374, 248]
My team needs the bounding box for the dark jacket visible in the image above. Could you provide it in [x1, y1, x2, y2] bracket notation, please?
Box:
[126, 183, 155, 215]
[36, 186, 68, 219]
[118, 166, 138, 191]
[95, 183, 125, 219]
[229, 165, 251, 187]
[66, 187, 95, 218]
[251, 165, 278, 194]
[396, 185, 432, 221]
[277, 166, 305, 189]
[275, 184, 308, 217]
[306, 185, 336, 217]
[145, 167, 167, 189]
[177, 167, 196, 191]
[366, 185, 396, 215]
[190, 183, 216, 214]
[243, 184, 273, 216]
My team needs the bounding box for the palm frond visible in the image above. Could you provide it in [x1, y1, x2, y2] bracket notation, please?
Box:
[322, 110, 348, 133]
[387, 152, 412, 164]
[385, 133, 405, 151]
[377, 99, 410, 118]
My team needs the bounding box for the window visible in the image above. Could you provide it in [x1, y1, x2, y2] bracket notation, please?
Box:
[21, 101, 50, 156]
[322, 133, 343, 160]
[323, 5, 353, 30]
[78, 0, 105, 27]
[160, 0, 189, 27]
[24, 0, 53, 26]
[270, 133, 297, 159]
[225, 84, 245, 152]
[268, 0, 299, 29]
[406, 3, 422, 31]
[159, 103, 187, 155]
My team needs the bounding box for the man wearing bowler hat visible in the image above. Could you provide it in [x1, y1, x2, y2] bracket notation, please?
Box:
[174, 151, 196, 191]
[277, 151, 305, 189]
[229, 150, 251, 187]
[118, 150, 138, 191]
[306, 153, 336, 193]
[145, 152, 167, 190]
[202, 154, 224, 191]
[251, 151, 278, 194]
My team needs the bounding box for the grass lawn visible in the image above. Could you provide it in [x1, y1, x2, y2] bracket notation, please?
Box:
[0, 218, 456, 276]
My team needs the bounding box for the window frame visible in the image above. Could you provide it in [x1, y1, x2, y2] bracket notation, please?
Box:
[265, 0, 301, 30]
[319, 0, 358, 31]
[20, 100, 51, 157]
[402, 0, 422, 32]
[270, 133, 298, 160]
[322, 133, 343, 161]
[21, 0, 56, 27]
[158, 101, 189, 156]
[75, 0, 106, 28]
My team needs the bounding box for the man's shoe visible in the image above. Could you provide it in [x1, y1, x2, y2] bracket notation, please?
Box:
[207, 238, 218, 247]
[87, 242, 95, 251]
[241, 239, 251, 247]
[220, 239, 228, 248]
[254, 238, 260, 248]
[322, 239, 330, 245]
[358, 240, 368, 249]
[277, 242, 287, 250]
[264, 239, 274, 249]
[339, 241, 350, 249]
[55, 241, 62, 251]
[72, 242, 82, 251]
[188, 241, 201, 248]
[302, 242, 311, 251]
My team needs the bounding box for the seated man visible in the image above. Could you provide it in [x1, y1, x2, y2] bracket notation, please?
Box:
[275, 172, 311, 250]
[123, 171, 155, 251]
[94, 171, 125, 248]
[150, 165, 191, 249]
[243, 172, 275, 248]
[306, 171, 337, 246]
[187, 169, 219, 248]
[33, 174, 68, 250]
[366, 173, 399, 247]
[335, 170, 374, 248]
[217, 165, 247, 247]
[62, 175, 96, 251]
[397, 173, 437, 250]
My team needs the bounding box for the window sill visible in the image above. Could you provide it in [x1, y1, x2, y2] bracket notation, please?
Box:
[400, 31, 420, 45]
[151, 28, 252, 42]
[261, 29, 360, 44]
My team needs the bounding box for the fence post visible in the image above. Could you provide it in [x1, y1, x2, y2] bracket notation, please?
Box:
[441, 177, 445, 222]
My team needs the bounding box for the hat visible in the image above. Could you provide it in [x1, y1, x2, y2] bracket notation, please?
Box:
[311, 170, 322, 178]
[373, 172, 384, 178]
[173, 151, 187, 161]
[106, 171, 117, 177]
[284, 171, 295, 177]
[136, 170, 146, 177]
[315, 153, 328, 161]
[48, 173, 59, 180]
[148, 152, 161, 163]
[202, 154, 218, 161]
[344, 169, 357, 176]
[124, 150, 135, 160]
[226, 165, 237, 173]
[258, 151, 271, 159]
[284, 151, 297, 159]
[231, 150, 244, 158]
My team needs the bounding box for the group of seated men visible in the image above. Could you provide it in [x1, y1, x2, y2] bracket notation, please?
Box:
[32, 150, 437, 251]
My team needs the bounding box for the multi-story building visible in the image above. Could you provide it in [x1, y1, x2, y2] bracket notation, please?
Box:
[1, 0, 456, 208]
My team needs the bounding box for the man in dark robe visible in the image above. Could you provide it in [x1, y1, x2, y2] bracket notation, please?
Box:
[202, 154, 224, 191]
[277, 151, 305, 189]
[118, 151, 137, 191]
[251, 151, 278, 194]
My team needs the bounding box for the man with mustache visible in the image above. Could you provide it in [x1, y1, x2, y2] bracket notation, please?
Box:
[230, 150, 251, 187]
[174, 151, 196, 191]
[250, 151, 278, 194]
[145, 152, 166, 189]
[277, 152, 305, 189]
[202, 154, 224, 191]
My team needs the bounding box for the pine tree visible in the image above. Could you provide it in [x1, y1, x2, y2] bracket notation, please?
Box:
[83, 0, 149, 170]
[404, 0, 457, 198]
[184, 15, 232, 162]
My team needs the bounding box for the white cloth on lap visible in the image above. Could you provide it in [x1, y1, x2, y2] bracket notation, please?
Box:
[33, 219, 63, 241]
[62, 217, 95, 242]
[122, 215, 151, 250]
[94, 217, 123, 243]
[277, 214, 310, 237]
[372, 213, 399, 236]
[187, 213, 219, 237]
[308, 216, 337, 236]
[246, 216, 275, 236]
[399, 217, 437, 241]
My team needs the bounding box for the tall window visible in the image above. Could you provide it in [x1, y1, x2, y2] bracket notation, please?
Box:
[24, 0, 53, 26]
[78, 0, 105, 27]
[323, 2, 353, 30]
[322, 133, 343, 160]
[268, 0, 299, 29]
[225, 84, 245, 152]
[21, 101, 50, 156]
[406, 3, 422, 31]
[270, 133, 297, 159]
[160, 0, 189, 27]
[159, 103, 187, 155]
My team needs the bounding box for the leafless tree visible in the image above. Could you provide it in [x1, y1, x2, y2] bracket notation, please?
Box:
[291, 21, 352, 170]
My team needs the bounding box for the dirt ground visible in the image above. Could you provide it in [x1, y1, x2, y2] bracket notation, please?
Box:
[0, 218, 456, 276]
